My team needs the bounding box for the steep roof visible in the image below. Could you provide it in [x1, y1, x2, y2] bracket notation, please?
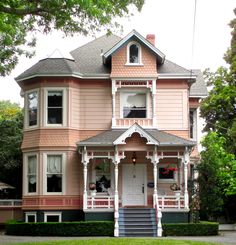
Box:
[15, 31, 207, 97]
[77, 127, 196, 147]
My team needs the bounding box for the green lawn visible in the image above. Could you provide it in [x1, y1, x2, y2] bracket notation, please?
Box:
[8, 239, 220, 245]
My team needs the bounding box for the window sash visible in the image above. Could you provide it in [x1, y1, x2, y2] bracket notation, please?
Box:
[27, 91, 38, 127]
[47, 91, 63, 124]
[27, 155, 37, 193]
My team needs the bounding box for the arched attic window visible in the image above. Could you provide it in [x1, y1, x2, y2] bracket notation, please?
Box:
[127, 42, 142, 65]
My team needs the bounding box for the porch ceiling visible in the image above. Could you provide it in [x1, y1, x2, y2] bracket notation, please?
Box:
[77, 125, 196, 147]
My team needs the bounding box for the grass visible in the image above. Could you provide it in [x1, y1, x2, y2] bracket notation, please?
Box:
[7, 239, 220, 245]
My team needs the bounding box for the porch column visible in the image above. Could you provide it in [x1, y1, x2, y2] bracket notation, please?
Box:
[112, 146, 122, 237]
[82, 147, 89, 210]
[184, 147, 190, 209]
[112, 79, 116, 127]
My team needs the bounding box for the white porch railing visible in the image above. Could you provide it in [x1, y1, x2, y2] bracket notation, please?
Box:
[158, 195, 185, 210]
[0, 199, 22, 207]
[115, 118, 153, 127]
[86, 195, 114, 210]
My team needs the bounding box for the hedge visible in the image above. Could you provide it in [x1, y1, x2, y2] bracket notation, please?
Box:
[6, 221, 218, 236]
[6, 221, 114, 236]
[162, 222, 219, 236]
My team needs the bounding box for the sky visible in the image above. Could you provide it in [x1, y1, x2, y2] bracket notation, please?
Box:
[0, 0, 235, 106]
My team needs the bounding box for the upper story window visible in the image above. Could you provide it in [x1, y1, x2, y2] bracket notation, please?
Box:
[27, 91, 38, 127]
[122, 92, 146, 118]
[126, 42, 142, 65]
[47, 91, 63, 124]
[190, 109, 197, 140]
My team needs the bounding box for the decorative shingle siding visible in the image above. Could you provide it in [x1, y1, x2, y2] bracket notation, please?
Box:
[111, 45, 158, 78]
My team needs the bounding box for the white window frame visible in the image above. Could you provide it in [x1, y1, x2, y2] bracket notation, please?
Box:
[25, 212, 37, 223]
[44, 88, 67, 127]
[157, 163, 178, 183]
[120, 89, 149, 119]
[190, 109, 197, 140]
[23, 153, 38, 195]
[25, 89, 39, 129]
[126, 41, 143, 66]
[44, 212, 62, 222]
[43, 152, 66, 195]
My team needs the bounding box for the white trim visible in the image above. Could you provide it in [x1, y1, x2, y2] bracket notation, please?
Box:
[43, 152, 66, 195]
[23, 153, 38, 195]
[157, 163, 178, 183]
[25, 212, 37, 223]
[44, 212, 62, 222]
[24, 89, 39, 130]
[113, 123, 159, 145]
[126, 41, 143, 65]
[44, 88, 67, 127]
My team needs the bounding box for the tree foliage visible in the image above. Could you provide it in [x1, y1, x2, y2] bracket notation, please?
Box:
[0, 0, 144, 76]
[199, 8, 236, 221]
[0, 100, 23, 197]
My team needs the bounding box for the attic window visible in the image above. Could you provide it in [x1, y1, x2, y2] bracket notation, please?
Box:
[127, 42, 142, 65]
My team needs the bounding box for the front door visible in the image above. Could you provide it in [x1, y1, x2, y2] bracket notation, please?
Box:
[122, 164, 146, 206]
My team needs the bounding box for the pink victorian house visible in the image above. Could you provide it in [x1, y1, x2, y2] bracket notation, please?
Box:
[16, 30, 207, 237]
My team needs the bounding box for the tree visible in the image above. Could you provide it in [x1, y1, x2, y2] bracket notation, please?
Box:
[0, 0, 144, 76]
[0, 100, 23, 198]
[199, 8, 236, 221]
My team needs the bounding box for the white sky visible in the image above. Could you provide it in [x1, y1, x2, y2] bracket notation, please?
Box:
[0, 0, 235, 106]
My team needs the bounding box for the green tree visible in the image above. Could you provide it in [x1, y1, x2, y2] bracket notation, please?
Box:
[199, 8, 236, 221]
[0, 100, 23, 198]
[0, 0, 144, 76]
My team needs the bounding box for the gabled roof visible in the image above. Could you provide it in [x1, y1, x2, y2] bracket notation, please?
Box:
[77, 124, 196, 147]
[103, 30, 165, 65]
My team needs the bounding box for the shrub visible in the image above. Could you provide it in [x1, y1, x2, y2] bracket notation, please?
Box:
[6, 221, 114, 236]
[162, 221, 219, 236]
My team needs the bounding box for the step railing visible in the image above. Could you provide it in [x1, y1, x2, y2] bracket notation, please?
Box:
[154, 194, 162, 237]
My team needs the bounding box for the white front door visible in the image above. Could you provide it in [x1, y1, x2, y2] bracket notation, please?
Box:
[122, 164, 146, 206]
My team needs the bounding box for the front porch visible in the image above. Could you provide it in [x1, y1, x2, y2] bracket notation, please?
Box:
[78, 123, 195, 237]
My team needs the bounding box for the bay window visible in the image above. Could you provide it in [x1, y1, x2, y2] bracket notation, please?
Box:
[27, 155, 37, 193]
[46, 155, 63, 193]
[27, 91, 38, 127]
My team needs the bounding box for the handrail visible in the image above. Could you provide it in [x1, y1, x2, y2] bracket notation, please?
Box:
[158, 195, 184, 209]
[87, 195, 114, 209]
[154, 195, 162, 237]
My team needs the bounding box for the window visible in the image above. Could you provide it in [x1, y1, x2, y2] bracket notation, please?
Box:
[27, 155, 37, 193]
[44, 212, 62, 222]
[190, 109, 197, 139]
[47, 91, 63, 124]
[47, 155, 62, 193]
[126, 42, 142, 65]
[93, 159, 111, 193]
[158, 164, 177, 182]
[25, 212, 37, 222]
[122, 92, 146, 118]
[129, 44, 139, 63]
[27, 91, 38, 127]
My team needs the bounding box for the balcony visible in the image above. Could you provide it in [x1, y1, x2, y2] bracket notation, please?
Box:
[115, 118, 153, 128]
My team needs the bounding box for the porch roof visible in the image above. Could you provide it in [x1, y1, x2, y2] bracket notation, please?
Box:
[77, 128, 196, 147]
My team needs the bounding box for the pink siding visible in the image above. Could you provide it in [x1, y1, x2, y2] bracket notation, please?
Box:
[156, 89, 188, 130]
[78, 81, 112, 130]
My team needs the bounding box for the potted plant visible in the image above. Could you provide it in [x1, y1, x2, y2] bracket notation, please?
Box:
[89, 182, 97, 197]
[170, 183, 181, 198]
